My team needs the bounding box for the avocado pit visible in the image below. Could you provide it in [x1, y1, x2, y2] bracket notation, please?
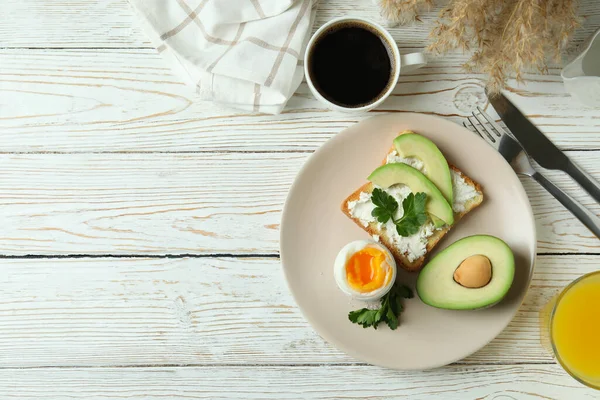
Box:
[453, 255, 492, 289]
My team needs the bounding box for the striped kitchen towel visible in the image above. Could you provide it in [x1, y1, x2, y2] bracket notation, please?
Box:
[129, 0, 318, 114]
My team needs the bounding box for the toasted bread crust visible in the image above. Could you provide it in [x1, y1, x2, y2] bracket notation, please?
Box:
[341, 144, 483, 273]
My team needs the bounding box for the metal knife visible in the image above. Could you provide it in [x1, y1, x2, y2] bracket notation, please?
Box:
[488, 92, 600, 204]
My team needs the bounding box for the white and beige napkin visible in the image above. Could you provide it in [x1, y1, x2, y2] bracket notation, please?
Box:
[129, 0, 318, 114]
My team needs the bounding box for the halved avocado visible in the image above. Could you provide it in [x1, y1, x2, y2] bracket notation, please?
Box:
[368, 163, 454, 227]
[416, 235, 515, 310]
[394, 133, 453, 205]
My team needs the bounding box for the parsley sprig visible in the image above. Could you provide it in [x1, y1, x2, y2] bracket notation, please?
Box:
[348, 284, 414, 330]
[371, 188, 428, 237]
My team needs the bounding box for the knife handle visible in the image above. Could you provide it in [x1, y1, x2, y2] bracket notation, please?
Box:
[564, 160, 600, 205]
[532, 171, 600, 239]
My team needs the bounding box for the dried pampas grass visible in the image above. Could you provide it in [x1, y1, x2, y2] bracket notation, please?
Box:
[374, 0, 433, 26]
[376, 0, 580, 92]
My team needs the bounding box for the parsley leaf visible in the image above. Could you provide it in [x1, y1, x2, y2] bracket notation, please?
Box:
[370, 188, 398, 223]
[348, 308, 381, 329]
[385, 306, 399, 330]
[371, 190, 429, 237]
[395, 284, 414, 299]
[395, 192, 428, 237]
[348, 284, 413, 330]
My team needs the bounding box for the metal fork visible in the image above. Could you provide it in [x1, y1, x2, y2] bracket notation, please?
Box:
[464, 107, 600, 239]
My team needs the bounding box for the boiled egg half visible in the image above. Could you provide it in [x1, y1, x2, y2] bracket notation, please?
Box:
[334, 240, 396, 301]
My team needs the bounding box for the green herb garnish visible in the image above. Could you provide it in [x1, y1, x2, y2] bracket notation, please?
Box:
[348, 284, 414, 330]
[371, 188, 428, 237]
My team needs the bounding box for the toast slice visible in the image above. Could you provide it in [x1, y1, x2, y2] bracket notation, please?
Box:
[341, 139, 483, 273]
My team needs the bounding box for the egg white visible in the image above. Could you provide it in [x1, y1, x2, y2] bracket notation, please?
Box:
[334, 240, 397, 301]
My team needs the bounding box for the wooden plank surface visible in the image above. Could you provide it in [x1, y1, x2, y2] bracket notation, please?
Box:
[2, 49, 600, 153]
[3, 0, 600, 397]
[1, 0, 150, 48]
[3, 0, 599, 49]
[0, 364, 595, 400]
[0, 152, 598, 255]
[0, 255, 593, 367]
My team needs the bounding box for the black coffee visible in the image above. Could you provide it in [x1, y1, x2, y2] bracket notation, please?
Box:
[308, 22, 395, 108]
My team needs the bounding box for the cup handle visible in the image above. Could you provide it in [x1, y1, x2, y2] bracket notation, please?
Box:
[400, 53, 427, 73]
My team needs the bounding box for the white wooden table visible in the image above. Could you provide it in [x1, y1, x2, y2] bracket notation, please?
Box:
[1, 1, 600, 398]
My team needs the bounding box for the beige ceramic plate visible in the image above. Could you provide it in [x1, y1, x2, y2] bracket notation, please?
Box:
[280, 113, 536, 370]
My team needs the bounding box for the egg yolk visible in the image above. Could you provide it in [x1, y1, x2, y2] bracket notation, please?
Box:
[345, 247, 392, 293]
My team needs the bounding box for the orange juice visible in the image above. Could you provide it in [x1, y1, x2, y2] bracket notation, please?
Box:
[551, 271, 600, 389]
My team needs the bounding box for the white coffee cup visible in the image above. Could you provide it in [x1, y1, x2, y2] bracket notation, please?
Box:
[304, 16, 426, 113]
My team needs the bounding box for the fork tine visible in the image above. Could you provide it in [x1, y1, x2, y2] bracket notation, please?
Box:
[463, 121, 484, 139]
[477, 106, 506, 137]
[469, 114, 496, 143]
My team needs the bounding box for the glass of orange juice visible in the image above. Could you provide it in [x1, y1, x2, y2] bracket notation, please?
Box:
[548, 271, 600, 389]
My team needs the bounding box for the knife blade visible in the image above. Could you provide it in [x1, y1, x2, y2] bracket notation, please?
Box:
[488, 92, 600, 205]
